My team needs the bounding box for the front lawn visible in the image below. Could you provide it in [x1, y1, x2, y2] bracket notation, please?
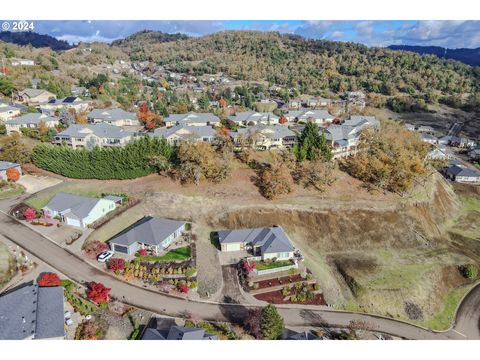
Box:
[255, 260, 294, 271]
[0, 183, 25, 199]
[133, 246, 191, 263]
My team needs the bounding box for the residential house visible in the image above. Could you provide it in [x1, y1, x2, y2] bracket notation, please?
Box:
[108, 216, 187, 255]
[152, 124, 217, 145]
[88, 108, 139, 126]
[426, 146, 450, 160]
[468, 147, 480, 160]
[42, 192, 117, 228]
[417, 125, 435, 134]
[230, 125, 297, 150]
[38, 97, 90, 113]
[284, 109, 334, 125]
[13, 88, 56, 105]
[0, 161, 22, 181]
[286, 95, 332, 109]
[0, 102, 21, 122]
[52, 124, 136, 149]
[421, 133, 439, 144]
[163, 112, 221, 127]
[321, 125, 360, 159]
[5, 113, 59, 135]
[143, 324, 217, 340]
[445, 165, 480, 184]
[0, 283, 65, 340]
[343, 115, 380, 130]
[228, 111, 279, 126]
[10, 58, 35, 66]
[217, 226, 294, 261]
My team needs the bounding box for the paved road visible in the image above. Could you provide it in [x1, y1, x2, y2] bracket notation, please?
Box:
[0, 211, 477, 340]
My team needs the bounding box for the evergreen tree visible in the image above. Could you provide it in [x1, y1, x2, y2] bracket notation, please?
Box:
[260, 304, 284, 340]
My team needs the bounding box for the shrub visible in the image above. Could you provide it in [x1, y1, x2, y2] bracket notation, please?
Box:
[24, 207, 38, 221]
[108, 258, 126, 272]
[178, 282, 189, 294]
[185, 266, 197, 278]
[461, 264, 478, 279]
[61, 279, 75, 292]
[137, 249, 148, 257]
[243, 260, 256, 274]
[6, 167, 20, 182]
[38, 272, 61, 287]
[184, 223, 192, 231]
[87, 282, 111, 304]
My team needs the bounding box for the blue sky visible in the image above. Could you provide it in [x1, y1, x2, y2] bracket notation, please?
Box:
[13, 20, 480, 48]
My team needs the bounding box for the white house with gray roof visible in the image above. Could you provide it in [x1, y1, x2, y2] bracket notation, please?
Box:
[38, 96, 90, 113]
[231, 125, 297, 150]
[164, 112, 220, 127]
[88, 108, 139, 126]
[228, 111, 279, 126]
[445, 165, 480, 184]
[321, 125, 360, 159]
[5, 112, 59, 135]
[343, 115, 380, 130]
[285, 109, 334, 125]
[143, 323, 217, 340]
[152, 124, 217, 145]
[52, 123, 136, 149]
[0, 102, 21, 122]
[217, 226, 294, 260]
[108, 216, 187, 255]
[13, 88, 56, 105]
[42, 192, 117, 228]
[0, 283, 65, 340]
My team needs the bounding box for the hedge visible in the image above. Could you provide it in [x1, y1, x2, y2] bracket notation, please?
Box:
[31, 136, 174, 180]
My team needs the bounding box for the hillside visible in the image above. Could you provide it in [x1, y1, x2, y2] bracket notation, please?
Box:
[0, 31, 73, 51]
[112, 30, 480, 96]
[388, 45, 480, 67]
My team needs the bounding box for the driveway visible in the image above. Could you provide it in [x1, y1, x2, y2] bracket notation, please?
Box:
[0, 209, 478, 340]
[17, 175, 62, 194]
[220, 265, 246, 304]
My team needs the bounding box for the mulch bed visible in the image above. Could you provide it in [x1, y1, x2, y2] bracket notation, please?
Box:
[254, 290, 326, 305]
[254, 274, 304, 290]
[9, 203, 30, 220]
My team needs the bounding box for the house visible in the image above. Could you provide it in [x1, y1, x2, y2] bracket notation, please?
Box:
[230, 125, 297, 150]
[5, 113, 59, 135]
[163, 112, 220, 127]
[0, 283, 65, 340]
[417, 125, 435, 134]
[142, 324, 217, 340]
[38, 97, 90, 112]
[88, 108, 139, 126]
[108, 216, 187, 255]
[228, 111, 279, 126]
[445, 165, 480, 184]
[13, 88, 56, 105]
[343, 115, 380, 130]
[426, 147, 450, 160]
[468, 147, 480, 160]
[217, 226, 294, 261]
[10, 58, 35, 66]
[286, 95, 332, 109]
[405, 123, 416, 131]
[0, 102, 21, 122]
[284, 109, 334, 125]
[0, 161, 22, 181]
[42, 192, 117, 228]
[421, 133, 438, 144]
[52, 124, 136, 149]
[152, 124, 217, 145]
[321, 125, 360, 159]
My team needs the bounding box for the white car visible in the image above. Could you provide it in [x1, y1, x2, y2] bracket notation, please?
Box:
[97, 250, 114, 262]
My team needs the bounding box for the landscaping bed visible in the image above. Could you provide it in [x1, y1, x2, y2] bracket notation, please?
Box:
[254, 287, 326, 305]
[253, 274, 305, 290]
[255, 259, 295, 271]
[132, 246, 191, 263]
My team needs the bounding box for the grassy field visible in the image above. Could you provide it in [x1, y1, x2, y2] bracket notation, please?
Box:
[422, 287, 470, 331]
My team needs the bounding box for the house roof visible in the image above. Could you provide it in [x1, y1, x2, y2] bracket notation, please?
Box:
[0, 284, 64, 340]
[5, 113, 58, 125]
[142, 326, 217, 340]
[422, 134, 438, 141]
[231, 125, 296, 140]
[88, 108, 137, 121]
[0, 160, 20, 171]
[344, 115, 379, 129]
[217, 226, 294, 254]
[57, 124, 134, 139]
[164, 112, 220, 125]
[18, 88, 54, 99]
[287, 109, 333, 120]
[43, 192, 111, 219]
[322, 125, 357, 143]
[153, 124, 216, 140]
[108, 216, 186, 248]
[0, 105, 20, 113]
[446, 165, 480, 178]
[228, 111, 279, 123]
[104, 195, 124, 203]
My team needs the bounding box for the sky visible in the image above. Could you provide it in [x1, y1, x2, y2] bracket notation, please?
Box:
[12, 20, 480, 49]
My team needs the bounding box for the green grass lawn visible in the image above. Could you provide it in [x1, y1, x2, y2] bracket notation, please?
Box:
[133, 246, 191, 263]
[0, 184, 25, 200]
[422, 287, 470, 331]
[255, 260, 294, 271]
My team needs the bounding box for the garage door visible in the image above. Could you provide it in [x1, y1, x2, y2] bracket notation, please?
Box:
[113, 244, 129, 254]
[225, 243, 241, 251]
[66, 218, 81, 227]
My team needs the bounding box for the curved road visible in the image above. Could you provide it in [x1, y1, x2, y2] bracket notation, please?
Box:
[0, 211, 478, 340]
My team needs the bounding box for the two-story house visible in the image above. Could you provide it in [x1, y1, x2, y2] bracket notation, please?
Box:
[231, 125, 297, 150]
[52, 124, 136, 149]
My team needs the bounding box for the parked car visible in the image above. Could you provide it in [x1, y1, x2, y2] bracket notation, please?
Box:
[97, 250, 114, 262]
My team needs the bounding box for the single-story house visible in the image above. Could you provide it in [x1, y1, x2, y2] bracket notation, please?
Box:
[445, 165, 480, 184]
[42, 192, 117, 228]
[343, 115, 380, 130]
[0, 103, 21, 122]
[426, 147, 450, 160]
[88, 108, 139, 126]
[231, 125, 297, 150]
[0, 283, 65, 340]
[52, 124, 136, 149]
[5, 113, 59, 135]
[285, 109, 334, 125]
[13, 89, 56, 105]
[163, 112, 221, 127]
[468, 148, 480, 160]
[228, 111, 279, 126]
[38, 96, 90, 113]
[142, 323, 217, 340]
[108, 216, 187, 255]
[0, 161, 22, 181]
[217, 226, 294, 261]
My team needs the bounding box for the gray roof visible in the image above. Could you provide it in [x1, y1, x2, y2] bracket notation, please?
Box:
[104, 195, 124, 203]
[164, 112, 220, 125]
[108, 216, 186, 248]
[231, 124, 296, 140]
[0, 284, 64, 340]
[0, 105, 20, 113]
[287, 109, 333, 120]
[18, 88, 55, 99]
[322, 125, 357, 143]
[57, 124, 134, 139]
[43, 192, 110, 219]
[218, 226, 294, 254]
[288, 331, 320, 340]
[344, 115, 379, 129]
[422, 134, 438, 141]
[228, 111, 279, 123]
[446, 165, 480, 178]
[88, 108, 137, 121]
[0, 160, 20, 171]
[142, 326, 217, 340]
[5, 113, 58, 125]
[153, 124, 216, 140]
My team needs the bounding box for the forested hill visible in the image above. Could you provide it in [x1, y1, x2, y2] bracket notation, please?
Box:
[111, 30, 189, 49]
[388, 45, 480, 67]
[0, 31, 73, 51]
[113, 30, 480, 96]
